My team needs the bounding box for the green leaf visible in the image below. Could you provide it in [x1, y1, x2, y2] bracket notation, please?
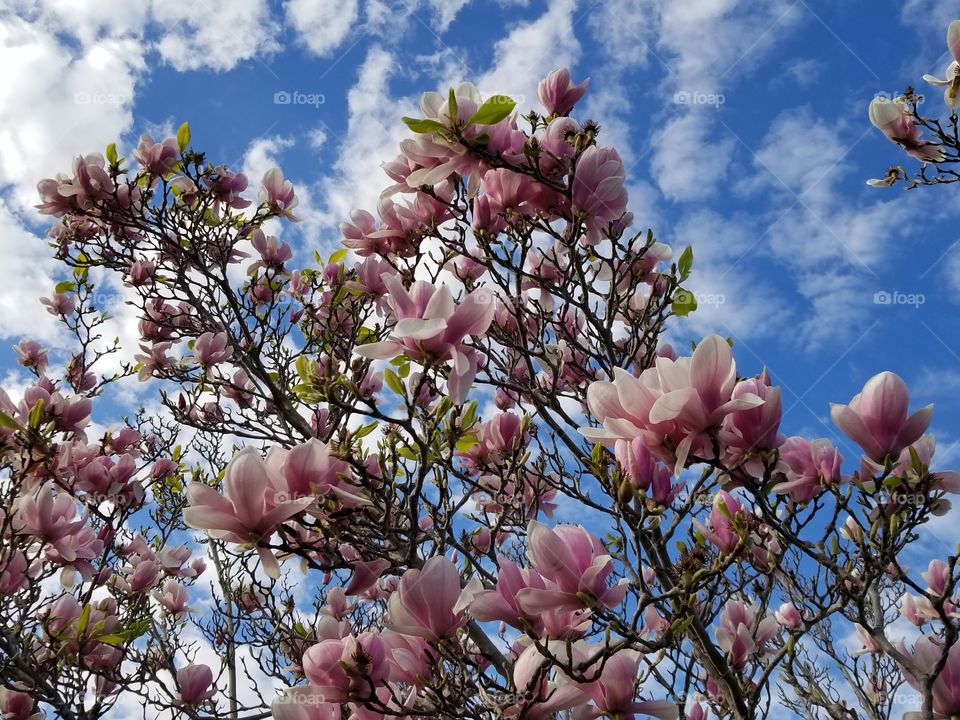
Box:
[176, 122, 191, 152]
[402, 117, 446, 134]
[460, 400, 478, 428]
[908, 445, 924, 474]
[0, 412, 21, 431]
[54, 280, 74, 295]
[96, 634, 126, 645]
[76, 603, 92, 636]
[329, 248, 348, 265]
[295, 355, 315, 382]
[354, 421, 379, 439]
[467, 95, 516, 125]
[27, 399, 44, 429]
[882, 475, 903, 491]
[384, 369, 404, 395]
[677, 246, 693, 281]
[448, 87, 458, 122]
[455, 435, 479, 452]
[106, 143, 118, 165]
[672, 289, 697, 317]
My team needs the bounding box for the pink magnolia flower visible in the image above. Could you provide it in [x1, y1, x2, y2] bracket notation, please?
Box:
[35, 154, 113, 215]
[772, 437, 843, 502]
[183, 447, 314, 578]
[122, 556, 162, 593]
[16, 484, 87, 549]
[852, 624, 882, 656]
[134, 341, 175, 380]
[899, 636, 960, 719]
[302, 633, 389, 702]
[868, 97, 944, 162]
[458, 412, 526, 471]
[251, 229, 294, 267]
[265, 438, 369, 509]
[154, 579, 194, 616]
[715, 599, 777, 669]
[469, 557, 547, 631]
[538, 68, 590, 116]
[693, 491, 748, 555]
[0, 688, 42, 720]
[207, 166, 251, 215]
[355, 275, 495, 404]
[582, 335, 765, 476]
[13, 340, 48, 374]
[902, 593, 939, 626]
[721, 375, 782, 453]
[924, 559, 951, 596]
[830, 371, 932, 463]
[0, 550, 29, 596]
[580, 648, 678, 719]
[516, 521, 628, 614]
[40, 293, 75, 317]
[259, 168, 299, 219]
[176, 664, 215, 705]
[614, 436, 673, 494]
[133, 134, 179, 177]
[512, 643, 590, 718]
[192, 331, 233, 371]
[571, 145, 629, 244]
[775, 602, 803, 630]
[387, 556, 469, 641]
[922, 21, 960, 108]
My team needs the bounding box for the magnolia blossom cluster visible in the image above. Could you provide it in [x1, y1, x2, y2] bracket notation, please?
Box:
[0, 364, 215, 714]
[868, 18, 960, 186]
[9, 65, 960, 720]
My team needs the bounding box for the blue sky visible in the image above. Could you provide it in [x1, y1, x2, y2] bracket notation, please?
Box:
[6, 2, 960, 714]
[3, 0, 960, 543]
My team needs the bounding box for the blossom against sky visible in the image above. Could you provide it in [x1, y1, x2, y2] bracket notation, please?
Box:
[3, 0, 960, 559]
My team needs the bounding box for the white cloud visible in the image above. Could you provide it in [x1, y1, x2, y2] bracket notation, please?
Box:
[427, 0, 472, 32]
[0, 15, 145, 208]
[317, 46, 414, 234]
[8, 0, 148, 46]
[0, 12, 146, 345]
[668, 209, 786, 341]
[151, 0, 280, 72]
[476, 0, 580, 103]
[0, 201, 60, 341]
[285, 0, 360, 57]
[241, 135, 295, 192]
[308, 126, 328, 149]
[649, 111, 736, 202]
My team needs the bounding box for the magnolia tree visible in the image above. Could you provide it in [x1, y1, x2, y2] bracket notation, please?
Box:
[1, 67, 959, 720]
[869, 18, 960, 188]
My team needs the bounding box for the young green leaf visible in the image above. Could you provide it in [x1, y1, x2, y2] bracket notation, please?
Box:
[176, 122, 191, 152]
[402, 117, 446, 134]
[467, 95, 516, 126]
[448, 87, 458, 122]
[673, 289, 698, 317]
[677, 246, 694, 281]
